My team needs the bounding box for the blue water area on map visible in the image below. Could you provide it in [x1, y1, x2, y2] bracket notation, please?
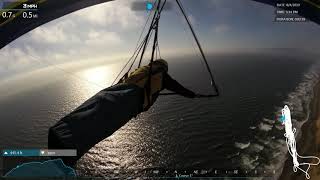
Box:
[4, 159, 76, 177]
[146, 2, 153, 10]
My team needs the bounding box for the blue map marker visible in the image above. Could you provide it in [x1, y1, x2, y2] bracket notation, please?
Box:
[146, 2, 153, 11]
[280, 115, 285, 123]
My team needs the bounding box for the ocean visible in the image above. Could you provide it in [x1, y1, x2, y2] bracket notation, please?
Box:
[0, 52, 318, 179]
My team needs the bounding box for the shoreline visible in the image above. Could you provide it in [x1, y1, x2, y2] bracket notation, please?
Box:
[279, 81, 320, 180]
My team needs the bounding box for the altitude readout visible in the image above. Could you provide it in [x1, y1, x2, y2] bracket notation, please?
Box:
[1, 11, 14, 18]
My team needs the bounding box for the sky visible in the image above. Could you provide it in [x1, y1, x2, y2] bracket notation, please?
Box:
[0, 0, 319, 80]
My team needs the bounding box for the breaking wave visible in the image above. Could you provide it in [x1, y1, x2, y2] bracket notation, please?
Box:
[235, 142, 251, 150]
[235, 63, 320, 180]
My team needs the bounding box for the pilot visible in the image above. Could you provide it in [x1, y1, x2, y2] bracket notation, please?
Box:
[48, 59, 198, 165]
[119, 59, 197, 110]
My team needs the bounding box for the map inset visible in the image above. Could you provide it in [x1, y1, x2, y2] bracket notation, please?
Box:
[4, 158, 76, 177]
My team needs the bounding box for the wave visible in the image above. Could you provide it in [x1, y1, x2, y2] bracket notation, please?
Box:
[258, 122, 273, 132]
[235, 142, 251, 150]
[237, 63, 320, 180]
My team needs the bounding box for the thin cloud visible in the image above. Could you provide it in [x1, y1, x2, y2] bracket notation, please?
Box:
[73, 0, 144, 28]
[85, 30, 122, 46]
[214, 24, 230, 33]
[30, 26, 67, 44]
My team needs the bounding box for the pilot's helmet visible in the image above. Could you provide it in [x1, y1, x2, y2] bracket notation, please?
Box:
[152, 59, 168, 72]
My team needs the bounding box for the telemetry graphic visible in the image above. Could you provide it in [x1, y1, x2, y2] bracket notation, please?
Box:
[1, 0, 320, 179]
[281, 105, 320, 179]
[4, 159, 76, 177]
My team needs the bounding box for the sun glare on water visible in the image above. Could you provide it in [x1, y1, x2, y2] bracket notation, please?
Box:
[81, 65, 118, 86]
[75, 65, 119, 96]
[82, 66, 110, 85]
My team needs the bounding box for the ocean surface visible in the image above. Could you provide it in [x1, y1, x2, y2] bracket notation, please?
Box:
[0, 52, 318, 179]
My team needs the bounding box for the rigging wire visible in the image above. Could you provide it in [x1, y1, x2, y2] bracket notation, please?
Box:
[137, 0, 162, 68]
[145, 0, 166, 106]
[128, 30, 154, 73]
[25, 53, 105, 89]
[111, 1, 156, 85]
[156, 41, 161, 59]
[114, 0, 220, 98]
[116, 0, 165, 86]
[175, 0, 219, 96]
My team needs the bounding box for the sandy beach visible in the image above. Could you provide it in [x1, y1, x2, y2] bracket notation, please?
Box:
[279, 82, 320, 180]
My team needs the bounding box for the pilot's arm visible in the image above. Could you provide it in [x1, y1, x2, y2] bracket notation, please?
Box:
[163, 73, 196, 98]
